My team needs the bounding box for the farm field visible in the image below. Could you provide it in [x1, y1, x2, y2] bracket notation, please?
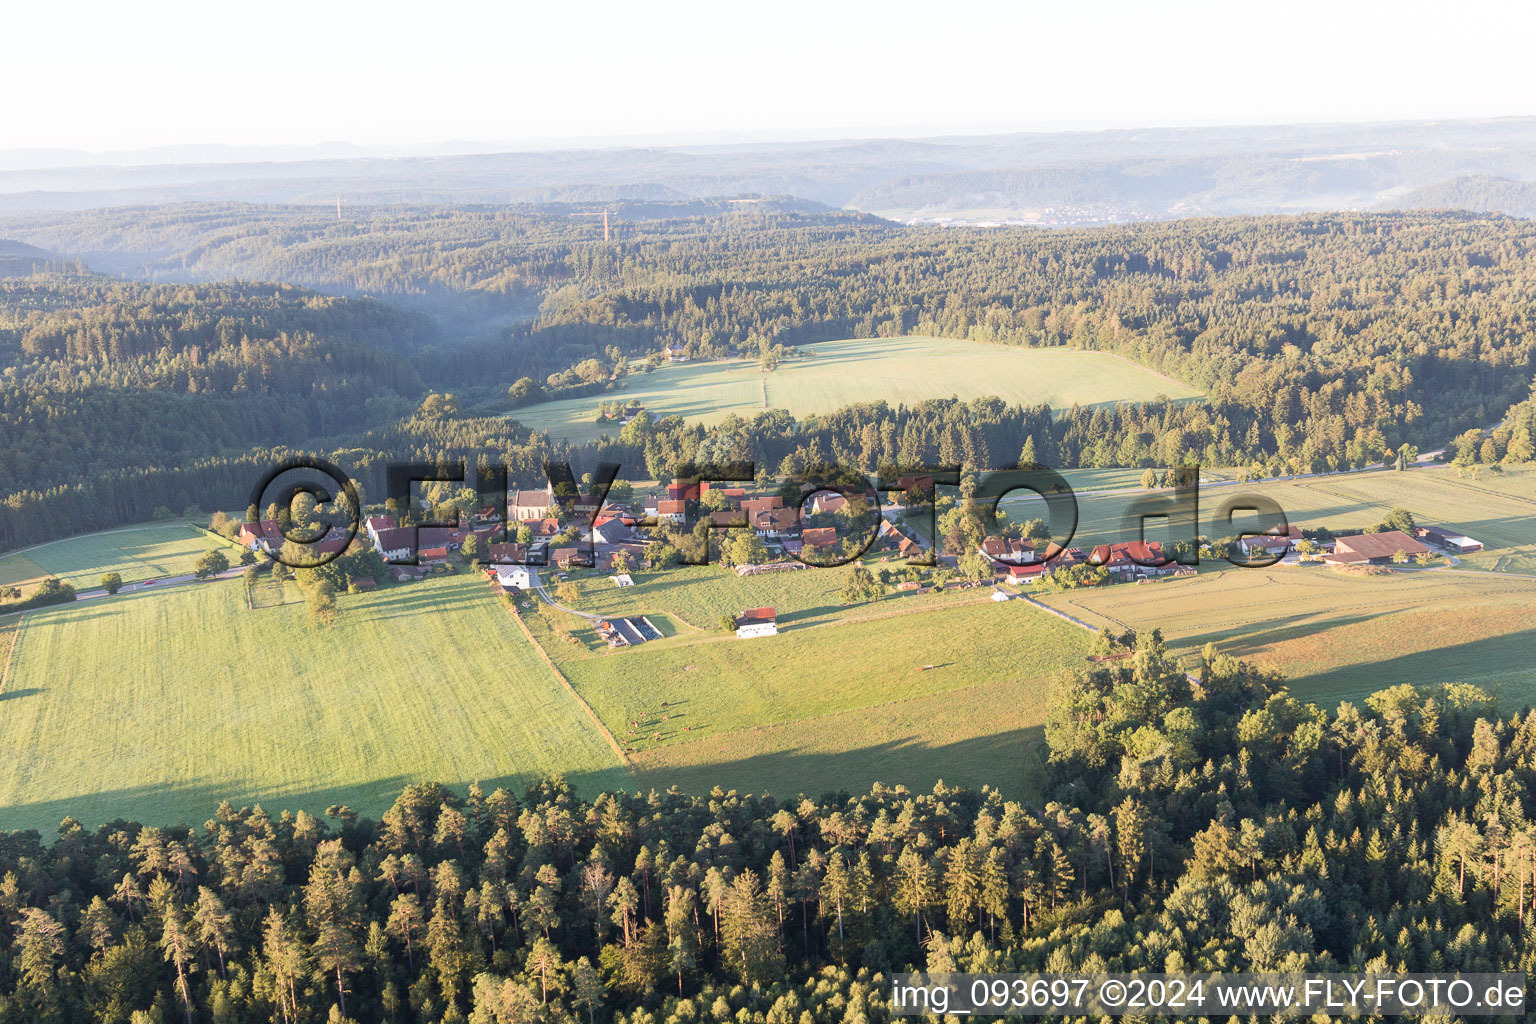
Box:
[999, 464, 1536, 568]
[508, 336, 1204, 444]
[0, 521, 245, 594]
[0, 574, 629, 834]
[630, 676, 1050, 799]
[525, 570, 1090, 799]
[1038, 566, 1536, 708]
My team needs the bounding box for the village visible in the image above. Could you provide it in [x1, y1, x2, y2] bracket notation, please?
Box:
[225, 472, 1489, 655]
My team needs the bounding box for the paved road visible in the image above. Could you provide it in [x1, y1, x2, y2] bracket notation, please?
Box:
[74, 566, 245, 601]
[528, 568, 605, 623]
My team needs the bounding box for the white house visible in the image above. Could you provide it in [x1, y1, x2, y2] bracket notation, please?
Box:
[495, 565, 533, 590]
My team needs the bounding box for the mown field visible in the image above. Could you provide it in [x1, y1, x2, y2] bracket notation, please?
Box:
[0, 574, 629, 834]
[1039, 566, 1536, 707]
[523, 565, 1090, 798]
[0, 521, 244, 595]
[508, 336, 1204, 443]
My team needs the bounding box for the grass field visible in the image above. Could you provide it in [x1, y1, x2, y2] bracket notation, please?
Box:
[0, 522, 245, 594]
[523, 565, 1090, 798]
[0, 574, 629, 833]
[1039, 566, 1536, 708]
[999, 464, 1536, 570]
[630, 677, 1050, 798]
[508, 337, 1204, 443]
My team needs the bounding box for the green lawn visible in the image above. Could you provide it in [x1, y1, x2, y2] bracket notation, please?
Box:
[0, 574, 629, 834]
[0, 522, 245, 592]
[508, 337, 1204, 444]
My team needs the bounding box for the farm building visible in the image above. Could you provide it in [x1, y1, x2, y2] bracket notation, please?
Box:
[1416, 526, 1484, 553]
[1324, 530, 1430, 565]
[999, 561, 1048, 584]
[735, 607, 779, 639]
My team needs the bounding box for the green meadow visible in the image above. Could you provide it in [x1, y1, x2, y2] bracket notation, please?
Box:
[0, 574, 628, 834]
[508, 336, 1204, 443]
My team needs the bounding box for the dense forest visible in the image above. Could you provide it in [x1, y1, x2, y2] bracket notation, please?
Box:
[4, 206, 1536, 553]
[1, 644, 1533, 1022]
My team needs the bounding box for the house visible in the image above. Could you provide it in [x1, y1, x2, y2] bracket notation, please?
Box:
[238, 519, 350, 557]
[1000, 561, 1048, 584]
[1088, 540, 1173, 577]
[587, 518, 636, 546]
[979, 537, 1037, 564]
[878, 519, 923, 559]
[735, 606, 779, 639]
[661, 345, 689, 363]
[1235, 524, 1303, 559]
[801, 527, 838, 551]
[754, 506, 799, 539]
[1416, 526, 1483, 554]
[495, 565, 533, 590]
[487, 541, 528, 564]
[740, 495, 785, 521]
[1324, 530, 1431, 565]
[656, 499, 687, 525]
[419, 545, 451, 563]
[807, 492, 847, 516]
[364, 515, 397, 546]
[372, 526, 416, 563]
[665, 481, 698, 502]
[510, 488, 552, 522]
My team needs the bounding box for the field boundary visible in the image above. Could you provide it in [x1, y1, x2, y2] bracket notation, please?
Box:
[502, 598, 631, 768]
[0, 614, 25, 697]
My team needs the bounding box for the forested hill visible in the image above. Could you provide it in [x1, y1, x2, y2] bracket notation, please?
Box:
[1395, 175, 1536, 218]
[0, 274, 432, 495]
[5, 206, 1536, 551]
[1, 645, 1533, 1022]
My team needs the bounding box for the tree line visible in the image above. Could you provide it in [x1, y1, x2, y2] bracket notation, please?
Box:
[2, 642, 1535, 1022]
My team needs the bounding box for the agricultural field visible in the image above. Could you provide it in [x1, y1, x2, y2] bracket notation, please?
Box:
[0, 574, 629, 834]
[507, 336, 1204, 444]
[0, 521, 245, 595]
[999, 463, 1536, 567]
[524, 564, 1091, 799]
[1039, 566, 1536, 708]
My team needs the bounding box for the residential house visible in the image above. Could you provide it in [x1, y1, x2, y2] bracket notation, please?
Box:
[1088, 540, 1173, 578]
[495, 565, 533, 590]
[801, 527, 838, 551]
[979, 536, 1037, 565]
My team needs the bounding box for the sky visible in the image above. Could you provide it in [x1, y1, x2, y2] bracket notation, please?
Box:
[9, 0, 1536, 158]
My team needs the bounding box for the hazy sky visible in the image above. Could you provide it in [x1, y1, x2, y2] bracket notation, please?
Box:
[11, 0, 1536, 154]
